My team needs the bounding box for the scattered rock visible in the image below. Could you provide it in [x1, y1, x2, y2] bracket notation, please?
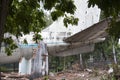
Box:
[108, 67, 113, 74]
[49, 72, 55, 77]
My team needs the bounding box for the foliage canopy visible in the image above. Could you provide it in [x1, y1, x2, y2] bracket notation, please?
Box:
[0, 0, 120, 55]
[88, 0, 120, 38]
[0, 0, 78, 55]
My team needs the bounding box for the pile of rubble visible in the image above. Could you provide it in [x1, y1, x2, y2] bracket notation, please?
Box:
[1, 69, 109, 80]
[48, 70, 89, 80]
[35, 69, 108, 80]
[1, 72, 29, 80]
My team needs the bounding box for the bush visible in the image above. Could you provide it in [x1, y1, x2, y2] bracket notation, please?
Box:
[0, 66, 8, 72]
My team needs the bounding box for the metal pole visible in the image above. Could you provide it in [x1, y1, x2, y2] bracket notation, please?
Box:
[80, 54, 83, 69]
[63, 57, 66, 71]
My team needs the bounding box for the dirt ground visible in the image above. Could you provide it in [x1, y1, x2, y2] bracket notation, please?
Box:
[38, 69, 108, 80]
[1, 69, 110, 80]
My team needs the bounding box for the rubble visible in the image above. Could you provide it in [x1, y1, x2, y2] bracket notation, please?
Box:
[35, 69, 108, 80]
[0, 69, 109, 80]
[1, 72, 29, 80]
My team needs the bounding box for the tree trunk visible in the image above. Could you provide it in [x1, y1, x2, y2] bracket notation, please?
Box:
[0, 0, 11, 47]
[0, 0, 12, 80]
[101, 48, 107, 61]
[112, 43, 117, 64]
[111, 37, 117, 64]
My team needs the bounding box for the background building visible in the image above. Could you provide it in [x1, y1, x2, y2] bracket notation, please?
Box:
[41, 0, 100, 44]
[0, 0, 101, 75]
[19, 0, 100, 44]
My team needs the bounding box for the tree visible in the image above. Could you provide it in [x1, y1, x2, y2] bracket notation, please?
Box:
[88, 0, 120, 38]
[88, 0, 120, 69]
[1, 0, 120, 55]
[94, 36, 120, 62]
[0, 0, 78, 55]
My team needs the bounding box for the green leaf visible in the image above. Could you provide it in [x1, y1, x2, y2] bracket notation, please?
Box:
[23, 39, 28, 44]
[33, 33, 43, 43]
[51, 10, 64, 21]
[63, 15, 79, 27]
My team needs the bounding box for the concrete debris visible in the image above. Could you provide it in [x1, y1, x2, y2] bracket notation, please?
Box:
[108, 67, 113, 74]
[1, 72, 29, 80]
[85, 68, 93, 73]
[35, 70, 107, 80]
[0, 69, 109, 80]
[49, 72, 55, 77]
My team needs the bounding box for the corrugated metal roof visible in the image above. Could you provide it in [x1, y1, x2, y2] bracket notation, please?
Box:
[64, 19, 109, 43]
[48, 19, 110, 56]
